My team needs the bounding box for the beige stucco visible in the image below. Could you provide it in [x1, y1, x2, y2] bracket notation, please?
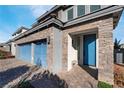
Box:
[11, 42, 16, 56]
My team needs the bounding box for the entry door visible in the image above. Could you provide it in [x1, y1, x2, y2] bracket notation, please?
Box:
[83, 34, 96, 66]
[34, 40, 47, 68]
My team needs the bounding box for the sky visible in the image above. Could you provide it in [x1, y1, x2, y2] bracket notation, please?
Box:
[0, 5, 53, 43]
[0, 5, 124, 44]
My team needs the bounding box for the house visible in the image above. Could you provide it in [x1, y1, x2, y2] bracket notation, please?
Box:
[8, 5, 123, 85]
[114, 43, 124, 64]
[10, 26, 29, 56]
[0, 43, 11, 52]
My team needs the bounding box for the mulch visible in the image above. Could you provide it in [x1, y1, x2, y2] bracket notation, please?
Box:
[114, 64, 124, 87]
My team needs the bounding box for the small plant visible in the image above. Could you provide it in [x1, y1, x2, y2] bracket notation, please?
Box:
[97, 81, 113, 88]
[0, 52, 4, 59]
[114, 38, 121, 49]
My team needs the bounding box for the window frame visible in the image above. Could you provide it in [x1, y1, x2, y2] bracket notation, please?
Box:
[67, 7, 74, 21]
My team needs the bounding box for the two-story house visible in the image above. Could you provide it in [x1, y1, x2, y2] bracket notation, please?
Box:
[9, 5, 123, 85]
[10, 26, 29, 56]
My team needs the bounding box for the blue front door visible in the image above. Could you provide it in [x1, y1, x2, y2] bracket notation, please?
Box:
[34, 40, 47, 68]
[83, 34, 96, 66]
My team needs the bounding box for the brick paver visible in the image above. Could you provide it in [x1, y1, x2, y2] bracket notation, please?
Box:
[58, 65, 98, 88]
[0, 58, 33, 87]
[0, 58, 98, 88]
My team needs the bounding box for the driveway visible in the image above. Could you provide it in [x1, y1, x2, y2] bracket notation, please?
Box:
[0, 58, 32, 87]
[0, 58, 98, 88]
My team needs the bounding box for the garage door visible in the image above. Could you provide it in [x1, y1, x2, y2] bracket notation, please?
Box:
[18, 43, 31, 63]
[34, 40, 47, 68]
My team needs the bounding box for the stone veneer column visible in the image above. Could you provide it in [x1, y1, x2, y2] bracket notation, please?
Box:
[98, 17, 114, 85]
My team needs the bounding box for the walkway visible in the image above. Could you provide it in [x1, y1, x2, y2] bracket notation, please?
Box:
[58, 65, 98, 88]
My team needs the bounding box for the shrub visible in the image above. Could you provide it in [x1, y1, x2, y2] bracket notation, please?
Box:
[0, 52, 4, 59]
[97, 81, 113, 88]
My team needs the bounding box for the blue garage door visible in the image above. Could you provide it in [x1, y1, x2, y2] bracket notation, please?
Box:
[83, 34, 96, 66]
[18, 43, 31, 63]
[34, 40, 47, 68]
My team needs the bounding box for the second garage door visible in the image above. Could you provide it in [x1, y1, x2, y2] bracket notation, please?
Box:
[34, 40, 47, 68]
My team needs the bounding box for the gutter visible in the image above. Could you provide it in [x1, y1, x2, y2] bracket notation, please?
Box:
[12, 17, 63, 41]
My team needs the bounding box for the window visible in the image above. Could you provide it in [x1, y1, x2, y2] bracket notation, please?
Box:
[77, 5, 85, 17]
[90, 5, 101, 12]
[67, 8, 73, 21]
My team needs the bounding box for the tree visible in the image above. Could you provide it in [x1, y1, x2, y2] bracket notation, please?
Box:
[114, 38, 121, 49]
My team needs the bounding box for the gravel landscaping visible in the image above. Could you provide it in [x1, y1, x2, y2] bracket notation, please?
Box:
[114, 64, 124, 87]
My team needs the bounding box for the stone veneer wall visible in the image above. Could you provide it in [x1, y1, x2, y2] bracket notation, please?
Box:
[62, 16, 114, 84]
[14, 27, 54, 72]
[98, 17, 114, 84]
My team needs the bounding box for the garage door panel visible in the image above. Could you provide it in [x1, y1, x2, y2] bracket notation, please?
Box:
[18, 43, 31, 63]
[34, 40, 47, 68]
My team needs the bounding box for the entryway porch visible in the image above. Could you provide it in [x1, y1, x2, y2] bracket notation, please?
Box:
[67, 28, 98, 79]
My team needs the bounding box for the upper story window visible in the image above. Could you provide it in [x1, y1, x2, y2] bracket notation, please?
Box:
[90, 5, 101, 12]
[67, 8, 74, 21]
[77, 5, 85, 17]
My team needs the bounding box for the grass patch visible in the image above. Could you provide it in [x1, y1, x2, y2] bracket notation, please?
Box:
[97, 81, 113, 88]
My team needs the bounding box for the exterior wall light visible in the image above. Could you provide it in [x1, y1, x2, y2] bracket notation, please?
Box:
[47, 36, 50, 44]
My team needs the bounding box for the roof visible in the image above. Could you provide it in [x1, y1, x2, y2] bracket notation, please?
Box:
[0, 43, 8, 46]
[37, 5, 71, 21]
[120, 44, 124, 48]
[12, 26, 29, 36]
[10, 5, 124, 42]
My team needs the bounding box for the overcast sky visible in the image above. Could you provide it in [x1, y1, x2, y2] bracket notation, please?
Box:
[0, 5, 124, 44]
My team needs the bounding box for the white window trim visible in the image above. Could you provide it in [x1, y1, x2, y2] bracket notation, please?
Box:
[65, 6, 75, 21]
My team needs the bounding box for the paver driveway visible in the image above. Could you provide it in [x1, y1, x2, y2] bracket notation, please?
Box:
[0, 58, 98, 88]
[0, 58, 32, 87]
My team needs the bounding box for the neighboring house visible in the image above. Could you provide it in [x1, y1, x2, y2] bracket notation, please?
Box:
[0, 43, 11, 52]
[10, 26, 29, 56]
[114, 44, 124, 64]
[7, 5, 123, 85]
[120, 43, 124, 49]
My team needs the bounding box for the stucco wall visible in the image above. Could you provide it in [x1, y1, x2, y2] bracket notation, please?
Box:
[11, 42, 16, 56]
[52, 27, 62, 73]
[67, 35, 78, 71]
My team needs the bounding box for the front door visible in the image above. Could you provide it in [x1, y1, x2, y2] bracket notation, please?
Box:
[83, 34, 96, 66]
